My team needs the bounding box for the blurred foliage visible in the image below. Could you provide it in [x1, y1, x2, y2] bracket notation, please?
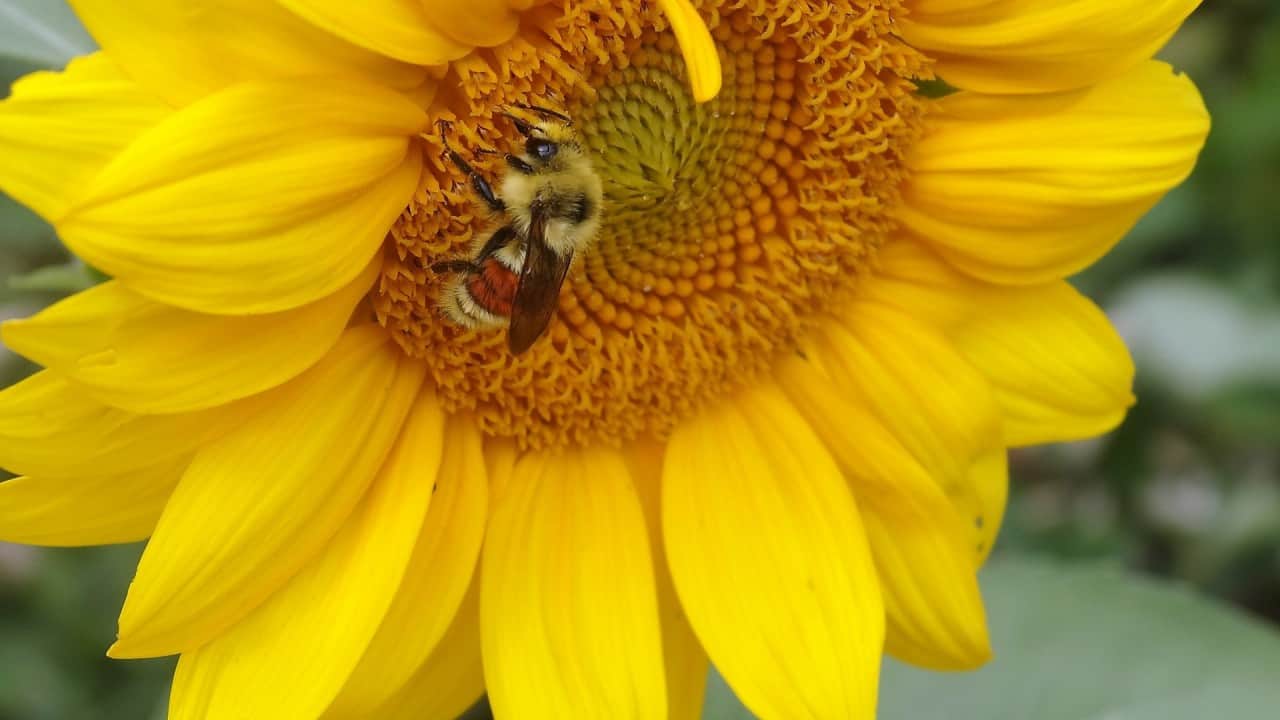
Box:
[0, 1, 94, 68]
[0, 544, 173, 720]
[1009, 0, 1280, 629]
[0, 1, 1278, 719]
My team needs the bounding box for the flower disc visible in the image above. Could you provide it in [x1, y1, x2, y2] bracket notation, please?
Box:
[375, 1, 930, 448]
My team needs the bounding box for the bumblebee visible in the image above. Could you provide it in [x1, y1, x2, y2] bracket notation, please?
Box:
[433, 105, 604, 354]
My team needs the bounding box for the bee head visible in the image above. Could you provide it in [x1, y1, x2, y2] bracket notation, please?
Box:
[525, 134, 560, 162]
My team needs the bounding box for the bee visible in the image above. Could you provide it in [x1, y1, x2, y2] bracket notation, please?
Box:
[432, 105, 604, 354]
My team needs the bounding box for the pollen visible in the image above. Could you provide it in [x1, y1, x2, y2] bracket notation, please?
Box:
[374, 0, 930, 449]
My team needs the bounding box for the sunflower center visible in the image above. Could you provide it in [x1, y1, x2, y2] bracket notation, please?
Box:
[375, 1, 929, 449]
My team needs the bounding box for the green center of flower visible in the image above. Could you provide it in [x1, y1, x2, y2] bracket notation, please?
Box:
[374, 0, 930, 449]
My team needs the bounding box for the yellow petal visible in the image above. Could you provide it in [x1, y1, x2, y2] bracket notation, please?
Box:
[483, 436, 519, 500]
[779, 364, 991, 670]
[0, 371, 230, 479]
[814, 302, 1003, 489]
[955, 282, 1135, 447]
[324, 416, 488, 717]
[0, 458, 187, 547]
[481, 446, 667, 719]
[856, 239, 985, 331]
[69, 0, 427, 106]
[899, 61, 1210, 285]
[629, 442, 710, 720]
[0, 53, 168, 221]
[860, 241, 1136, 446]
[59, 79, 425, 315]
[169, 388, 444, 719]
[366, 579, 485, 720]
[899, 0, 1201, 93]
[277, 0, 471, 65]
[958, 448, 1009, 564]
[656, 0, 722, 103]
[110, 326, 425, 658]
[426, 0, 521, 47]
[786, 327, 1009, 565]
[664, 385, 884, 720]
[2, 260, 379, 415]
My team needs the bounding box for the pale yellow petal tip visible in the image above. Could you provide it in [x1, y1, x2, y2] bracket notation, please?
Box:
[886, 621, 993, 672]
[0, 320, 20, 347]
[106, 636, 160, 660]
[942, 642, 994, 672]
[0, 319, 47, 368]
[690, 61, 723, 104]
[956, 643, 994, 672]
[657, 0, 723, 103]
[107, 627, 181, 655]
[971, 643, 994, 669]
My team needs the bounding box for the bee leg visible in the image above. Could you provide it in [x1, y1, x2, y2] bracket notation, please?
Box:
[475, 146, 532, 175]
[506, 154, 535, 175]
[430, 259, 480, 275]
[476, 225, 519, 263]
[433, 226, 519, 276]
[437, 120, 505, 213]
[513, 102, 572, 125]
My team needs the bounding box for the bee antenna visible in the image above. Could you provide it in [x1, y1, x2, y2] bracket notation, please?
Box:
[514, 102, 572, 125]
[498, 111, 537, 137]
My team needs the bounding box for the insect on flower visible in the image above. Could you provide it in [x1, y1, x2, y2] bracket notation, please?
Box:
[433, 105, 604, 354]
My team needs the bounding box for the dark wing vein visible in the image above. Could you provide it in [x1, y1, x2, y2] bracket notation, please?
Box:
[508, 205, 572, 354]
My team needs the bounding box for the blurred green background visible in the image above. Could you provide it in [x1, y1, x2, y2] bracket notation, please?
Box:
[2, 2, 1279, 719]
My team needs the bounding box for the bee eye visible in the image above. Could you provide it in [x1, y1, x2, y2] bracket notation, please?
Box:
[526, 138, 559, 160]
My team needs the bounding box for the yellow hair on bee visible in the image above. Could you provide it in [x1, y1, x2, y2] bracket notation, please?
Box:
[501, 120, 604, 258]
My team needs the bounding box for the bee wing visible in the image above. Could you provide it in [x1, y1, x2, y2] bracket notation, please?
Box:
[508, 206, 572, 354]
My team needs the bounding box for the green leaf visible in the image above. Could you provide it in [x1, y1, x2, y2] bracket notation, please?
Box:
[914, 78, 957, 99]
[702, 558, 1280, 719]
[0, 191, 58, 252]
[878, 558, 1280, 720]
[8, 260, 100, 293]
[701, 670, 751, 720]
[0, 0, 95, 69]
[1107, 274, 1280, 399]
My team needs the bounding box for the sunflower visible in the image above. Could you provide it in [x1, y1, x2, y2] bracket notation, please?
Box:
[0, 0, 1208, 718]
